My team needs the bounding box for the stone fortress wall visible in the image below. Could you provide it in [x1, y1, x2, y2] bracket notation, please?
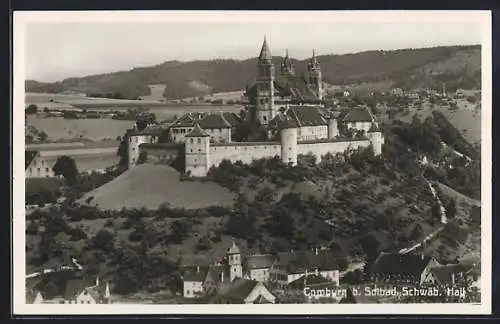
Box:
[184, 118, 384, 177]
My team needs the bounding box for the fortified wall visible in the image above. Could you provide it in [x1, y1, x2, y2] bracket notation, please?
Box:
[184, 118, 384, 177]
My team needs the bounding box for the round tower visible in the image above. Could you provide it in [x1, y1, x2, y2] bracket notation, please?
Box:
[280, 118, 298, 166]
[228, 240, 243, 282]
[327, 117, 339, 139]
[185, 123, 211, 177]
[128, 134, 148, 168]
[367, 125, 383, 156]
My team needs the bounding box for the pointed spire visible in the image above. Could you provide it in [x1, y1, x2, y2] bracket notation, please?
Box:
[285, 49, 289, 58]
[258, 36, 273, 63]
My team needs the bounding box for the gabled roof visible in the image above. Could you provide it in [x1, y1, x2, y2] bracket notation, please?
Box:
[343, 107, 375, 123]
[26, 288, 41, 303]
[63, 278, 95, 300]
[170, 112, 240, 129]
[276, 249, 341, 273]
[186, 123, 209, 137]
[25, 150, 39, 169]
[183, 266, 210, 282]
[129, 125, 165, 136]
[217, 278, 259, 301]
[287, 105, 328, 127]
[429, 263, 473, 285]
[199, 113, 232, 129]
[371, 252, 433, 277]
[288, 273, 331, 290]
[274, 74, 320, 102]
[245, 254, 275, 270]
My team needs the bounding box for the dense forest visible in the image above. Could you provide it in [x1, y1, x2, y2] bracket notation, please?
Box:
[26, 45, 480, 100]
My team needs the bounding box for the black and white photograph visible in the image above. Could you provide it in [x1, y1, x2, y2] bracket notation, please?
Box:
[13, 10, 492, 314]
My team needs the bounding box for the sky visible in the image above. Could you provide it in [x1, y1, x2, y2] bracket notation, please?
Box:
[20, 11, 485, 82]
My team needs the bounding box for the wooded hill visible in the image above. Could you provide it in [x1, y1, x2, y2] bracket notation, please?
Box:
[26, 45, 480, 100]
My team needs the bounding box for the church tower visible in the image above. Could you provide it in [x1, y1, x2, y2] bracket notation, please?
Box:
[308, 49, 323, 101]
[227, 239, 243, 282]
[280, 49, 294, 76]
[256, 36, 276, 125]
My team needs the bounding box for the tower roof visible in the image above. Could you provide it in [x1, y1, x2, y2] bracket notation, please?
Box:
[186, 123, 209, 137]
[308, 49, 320, 69]
[228, 239, 240, 254]
[258, 36, 273, 63]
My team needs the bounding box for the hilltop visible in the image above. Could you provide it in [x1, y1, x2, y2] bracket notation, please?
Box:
[79, 164, 235, 210]
[26, 45, 481, 100]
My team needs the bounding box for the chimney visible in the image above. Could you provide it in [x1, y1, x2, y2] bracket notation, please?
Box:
[197, 266, 200, 273]
[315, 247, 318, 256]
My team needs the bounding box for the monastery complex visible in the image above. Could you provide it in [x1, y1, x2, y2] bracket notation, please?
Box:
[126, 37, 385, 177]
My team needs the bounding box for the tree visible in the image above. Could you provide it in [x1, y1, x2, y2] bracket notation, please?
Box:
[445, 199, 457, 219]
[53, 156, 79, 185]
[91, 229, 115, 251]
[38, 131, 48, 142]
[169, 220, 189, 244]
[137, 150, 148, 165]
[117, 133, 129, 170]
[25, 104, 38, 114]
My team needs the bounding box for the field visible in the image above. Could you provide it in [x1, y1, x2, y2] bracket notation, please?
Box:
[79, 164, 236, 210]
[396, 99, 481, 146]
[26, 115, 134, 141]
[25, 92, 243, 140]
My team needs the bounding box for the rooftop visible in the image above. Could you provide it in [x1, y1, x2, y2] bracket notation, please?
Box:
[343, 107, 376, 123]
[186, 123, 209, 137]
[371, 252, 433, 277]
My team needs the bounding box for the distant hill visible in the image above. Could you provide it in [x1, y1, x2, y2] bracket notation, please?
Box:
[26, 45, 481, 100]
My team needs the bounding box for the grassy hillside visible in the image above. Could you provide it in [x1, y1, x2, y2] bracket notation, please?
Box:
[26, 45, 480, 100]
[79, 164, 235, 210]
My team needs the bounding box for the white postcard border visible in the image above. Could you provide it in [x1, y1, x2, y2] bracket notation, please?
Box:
[12, 10, 492, 315]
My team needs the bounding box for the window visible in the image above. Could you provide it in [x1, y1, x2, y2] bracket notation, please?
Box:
[197, 138, 201, 144]
[45, 168, 49, 173]
[186, 290, 190, 295]
[263, 116, 267, 122]
[37, 168, 40, 173]
[190, 149, 193, 153]
[198, 149, 201, 152]
[87, 301, 91, 304]
[80, 301, 84, 304]
[29, 167, 32, 173]
[218, 128, 222, 132]
[190, 139, 194, 143]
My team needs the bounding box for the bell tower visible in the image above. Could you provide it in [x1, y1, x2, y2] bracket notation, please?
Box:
[280, 49, 294, 76]
[256, 36, 276, 125]
[308, 49, 323, 101]
[227, 239, 243, 282]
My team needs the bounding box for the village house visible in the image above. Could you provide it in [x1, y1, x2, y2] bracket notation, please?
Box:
[182, 265, 225, 299]
[25, 150, 55, 179]
[211, 278, 276, 304]
[26, 288, 45, 304]
[342, 107, 378, 134]
[268, 105, 332, 141]
[369, 252, 440, 285]
[62, 277, 111, 304]
[391, 88, 404, 97]
[422, 262, 480, 287]
[168, 112, 242, 144]
[288, 273, 341, 302]
[270, 248, 342, 287]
